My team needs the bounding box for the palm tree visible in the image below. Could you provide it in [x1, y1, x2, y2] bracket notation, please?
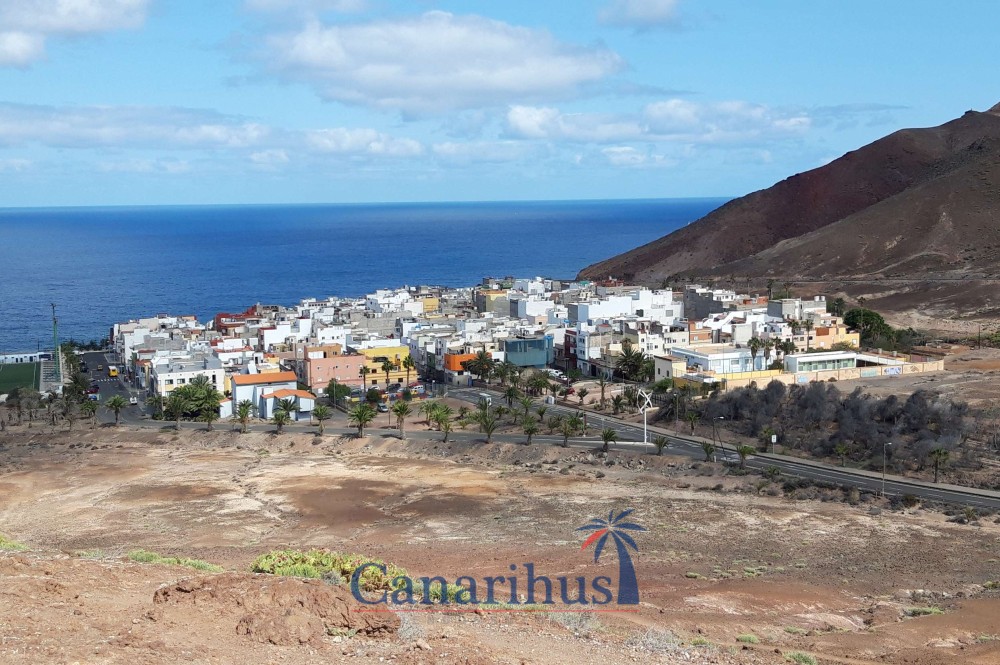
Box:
[763, 338, 775, 367]
[747, 336, 762, 370]
[503, 385, 520, 407]
[381, 359, 395, 392]
[834, 443, 849, 467]
[272, 409, 291, 434]
[276, 397, 298, 422]
[577, 509, 646, 605]
[80, 399, 98, 429]
[597, 375, 608, 409]
[359, 364, 369, 390]
[701, 440, 716, 461]
[478, 410, 499, 444]
[685, 411, 699, 435]
[600, 427, 617, 453]
[312, 404, 332, 435]
[234, 399, 255, 434]
[105, 395, 127, 426]
[560, 413, 584, 448]
[402, 356, 415, 387]
[616, 340, 645, 381]
[392, 401, 412, 436]
[653, 435, 669, 456]
[348, 403, 377, 438]
[61, 399, 78, 430]
[200, 408, 219, 431]
[440, 418, 453, 443]
[527, 372, 550, 396]
[522, 417, 539, 445]
[929, 447, 950, 483]
[546, 414, 563, 435]
[518, 395, 534, 423]
[736, 445, 756, 470]
[432, 404, 455, 432]
[536, 405, 548, 421]
[466, 350, 495, 385]
[803, 320, 814, 351]
[164, 392, 190, 430]
[611, 394, 625, 415]
[577, 388, 589, 406]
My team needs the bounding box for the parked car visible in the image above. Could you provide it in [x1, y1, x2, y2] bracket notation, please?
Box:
[86, 385, 99, 394]
[376, 402, 389, 412]
[97, 364, 104, 371]
[128, 396, 138, 405]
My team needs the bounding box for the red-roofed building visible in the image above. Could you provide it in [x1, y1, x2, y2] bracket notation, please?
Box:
[230, 371, 314, 421]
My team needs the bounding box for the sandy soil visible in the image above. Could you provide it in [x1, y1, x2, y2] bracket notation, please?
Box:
[3, 425, 1000, 664]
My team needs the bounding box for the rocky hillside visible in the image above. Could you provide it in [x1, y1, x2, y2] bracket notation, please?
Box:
[578, 103, 1000, 325]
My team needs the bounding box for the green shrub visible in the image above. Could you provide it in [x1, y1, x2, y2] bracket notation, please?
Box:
[691, 636, 711, 647]
[250, 549, 408, 593]
[905, 606, 944, 617]
[737, 634, 760, 644]
[984, 580, 1000, 590]
[785, 653, 817, 665]
[0, 534, 27, 551]
[784, 626, 808, 635]
[127, 549, 223, 572]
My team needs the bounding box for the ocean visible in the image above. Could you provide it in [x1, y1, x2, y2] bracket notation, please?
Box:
[0, 198, 726, 352]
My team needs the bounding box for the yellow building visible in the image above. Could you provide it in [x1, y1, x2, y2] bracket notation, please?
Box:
[810, 323, 861, 351]
[357, 345, 413, 389]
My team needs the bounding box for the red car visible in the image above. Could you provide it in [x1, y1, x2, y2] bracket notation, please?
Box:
[86, 384, 99, 394]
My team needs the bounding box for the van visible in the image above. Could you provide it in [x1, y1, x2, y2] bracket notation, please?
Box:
[108, 366, 119, 377]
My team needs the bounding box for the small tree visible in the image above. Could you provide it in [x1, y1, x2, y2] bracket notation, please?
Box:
[272, 409, 291, 434]
[701, 440, 716, 461]
[164, 392, 190, 431]
[348, 403, 377, 438]
[600, 427, 617, 453]
[440, 418, 453, 443]
[81, 399, 98, 429]
[479, 410, 499, 444]
[105, 395, 127, 426]
[653, 435, 669, 456]
[234, 399, 255, 434]
[834, 443, 849, 467]
[200, 408, 220, 432]
[312, 404, 332, 435]
[392, 401, 413, 436]
[686, 411, 699, 435]
[523, 417, 539, 445]
[929, 447, 950, 483]
[736, 444, 756, 470]
[577, 388, 589, 405]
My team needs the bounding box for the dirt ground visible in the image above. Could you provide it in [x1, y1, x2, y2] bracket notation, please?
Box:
[3, 425, 1000, 664]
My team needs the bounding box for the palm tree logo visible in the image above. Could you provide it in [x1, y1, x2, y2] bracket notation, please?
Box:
[578, 508, 646, 605]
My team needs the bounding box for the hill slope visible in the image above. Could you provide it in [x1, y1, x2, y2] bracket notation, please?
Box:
[578, 105, 1000, 306]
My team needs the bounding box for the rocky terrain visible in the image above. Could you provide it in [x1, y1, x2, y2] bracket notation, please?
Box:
[3, 425, 1000, 664]
[578, 103, 1000, 328]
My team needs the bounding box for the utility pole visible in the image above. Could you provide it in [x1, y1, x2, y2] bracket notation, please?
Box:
[51, 303, 60, 385]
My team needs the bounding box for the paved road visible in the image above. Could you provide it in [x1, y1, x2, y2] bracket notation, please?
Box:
[450, 387, 1000, 510]
[80, 350, 145, 425]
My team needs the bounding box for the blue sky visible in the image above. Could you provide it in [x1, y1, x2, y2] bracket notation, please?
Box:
[0, 0, 997, 207]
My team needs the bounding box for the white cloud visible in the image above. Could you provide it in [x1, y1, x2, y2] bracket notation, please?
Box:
[0, 103, 268, 148]
[245, 0, 366, 12]
[599, 0, 680, 29]
[306, 128, 423, 156]
[0, 157, 31, 171]
[601, 146, 673, 168]
[506, 105, 644, 142]
[431, 141, 538, 165]
[250, 148, 290, 169]
[264, 11, 625, 115]
[505, 99, 811, 145]
[0, 32, 45, 67]
[98, 158, 190, 174]
[0, 0, 150, 66]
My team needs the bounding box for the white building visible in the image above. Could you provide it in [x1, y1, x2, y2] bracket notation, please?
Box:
[150, 354, 225, 397]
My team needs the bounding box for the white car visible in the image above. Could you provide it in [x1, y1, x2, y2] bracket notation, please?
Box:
[128, 396, 138, 405]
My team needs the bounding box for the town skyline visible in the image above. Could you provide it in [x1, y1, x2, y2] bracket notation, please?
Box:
[2, 1, 999, 207]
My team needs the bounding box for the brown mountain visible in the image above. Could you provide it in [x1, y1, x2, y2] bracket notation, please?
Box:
[578, 104, 1000, 327]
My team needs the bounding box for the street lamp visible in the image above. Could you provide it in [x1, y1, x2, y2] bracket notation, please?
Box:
[882, 441, 892, 497]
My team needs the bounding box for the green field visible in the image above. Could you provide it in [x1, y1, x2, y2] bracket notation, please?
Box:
[0, 362, 40, 394]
